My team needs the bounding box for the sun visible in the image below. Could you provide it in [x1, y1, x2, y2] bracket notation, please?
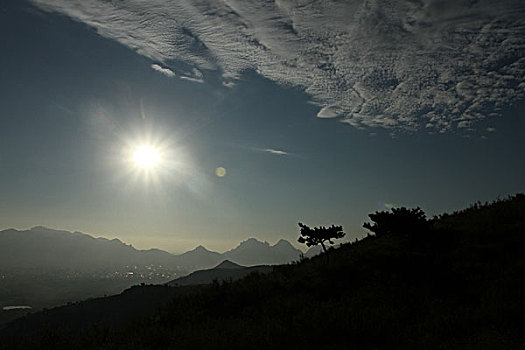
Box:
[132, 146, 161, 169]
[118, 128, 190, 188]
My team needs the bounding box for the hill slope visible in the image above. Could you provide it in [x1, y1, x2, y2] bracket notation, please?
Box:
[2, 194, 524, 349]
[166, 260, 272, 287]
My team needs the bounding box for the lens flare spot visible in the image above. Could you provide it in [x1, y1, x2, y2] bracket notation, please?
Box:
[378, 200, 396, 209]
[215, 167, 226, 177]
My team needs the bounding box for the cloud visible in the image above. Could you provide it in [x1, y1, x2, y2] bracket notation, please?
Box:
[264, 148, 289, 156]
[317, 105, 343, 119]
[151, 64, 175, 77]
[30, 0, 525, 132]
[180, 68, 204, 83]
[222, 81, 236, 88]
[151, 64, 203, 82]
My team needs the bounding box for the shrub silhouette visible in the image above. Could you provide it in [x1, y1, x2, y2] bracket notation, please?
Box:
[363, 207, 429, 237]
[298, 223, 345, 261]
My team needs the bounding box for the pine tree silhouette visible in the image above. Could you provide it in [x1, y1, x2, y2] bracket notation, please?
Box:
[298, 223, 345, 262]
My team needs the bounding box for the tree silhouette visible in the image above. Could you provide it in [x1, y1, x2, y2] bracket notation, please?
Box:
[298, 223, 345, 261]
[363, 207, 429, 237]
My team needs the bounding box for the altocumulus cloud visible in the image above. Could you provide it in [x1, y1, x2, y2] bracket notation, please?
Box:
[151, 64, 175, 78]
[30, 0, 525, 132]
[180, 68, 204, 83]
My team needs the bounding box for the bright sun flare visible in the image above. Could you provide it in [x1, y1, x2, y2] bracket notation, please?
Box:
[133, 146, 161, 169]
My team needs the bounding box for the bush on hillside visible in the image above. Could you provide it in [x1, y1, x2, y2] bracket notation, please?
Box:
[363, 207, 429, 237]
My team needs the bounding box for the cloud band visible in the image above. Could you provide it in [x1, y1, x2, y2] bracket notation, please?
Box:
[30, 0, 525, 132]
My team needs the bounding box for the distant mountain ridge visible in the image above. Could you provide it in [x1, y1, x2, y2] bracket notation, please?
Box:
[176, 245, 223, 271]
[0, 227, 302, 273]
[224, 238, 302, 266]
[0, 226, 177, 271]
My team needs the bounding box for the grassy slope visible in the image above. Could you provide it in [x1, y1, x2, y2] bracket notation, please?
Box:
[2, 195, 524, 349]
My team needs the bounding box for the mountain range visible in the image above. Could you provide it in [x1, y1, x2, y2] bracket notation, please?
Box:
[0, 226, 304, 273]
[0, 226, 305, 323]
[180, 238, 305, 271]
[0, 226, 176, 271]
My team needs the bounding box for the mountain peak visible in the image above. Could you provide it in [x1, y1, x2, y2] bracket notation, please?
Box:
[194, 245, 209, 252]
[274, 239, 294, 247]
[30, 226, 53, 231]
[29, 226, 74, 236]
[237, 238, 270, 249]
[222, 237, 301, 266]
[214, 260, 244, 269]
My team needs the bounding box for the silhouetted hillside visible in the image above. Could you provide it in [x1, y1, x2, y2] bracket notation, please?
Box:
[166, 260, 272, 287]
[214, 260, 244, 269]
[2, 194, 524, 349]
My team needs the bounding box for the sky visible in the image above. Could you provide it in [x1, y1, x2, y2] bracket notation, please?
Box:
[1, 0, 524, 253]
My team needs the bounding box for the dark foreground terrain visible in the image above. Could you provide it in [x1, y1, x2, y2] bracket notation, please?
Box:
[1, 194, 524, 349]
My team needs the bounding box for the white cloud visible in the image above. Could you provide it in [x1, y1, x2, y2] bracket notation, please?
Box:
[30, 0, 525, 132]
[264, 149, 289, 156]
[151, 64, 175, 77]
[180, 68, 204, 83]
[317, 105, 343, 119]
[222, 81, 236, 88]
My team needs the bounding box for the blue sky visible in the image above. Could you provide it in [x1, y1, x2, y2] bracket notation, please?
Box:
[1, 1, 524, 252]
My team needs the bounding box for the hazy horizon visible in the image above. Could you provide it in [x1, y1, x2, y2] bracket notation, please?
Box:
[0, 224, 313, 254]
